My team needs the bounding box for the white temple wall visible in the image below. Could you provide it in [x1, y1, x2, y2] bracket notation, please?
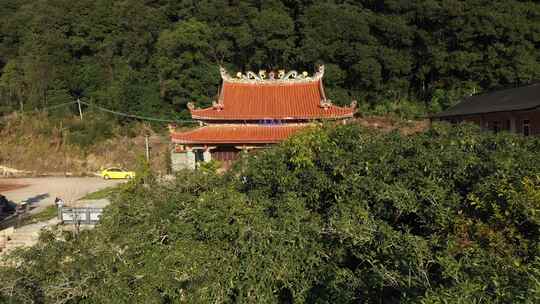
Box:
[171, 150, 196, 171]
[203, 150, 212, 162]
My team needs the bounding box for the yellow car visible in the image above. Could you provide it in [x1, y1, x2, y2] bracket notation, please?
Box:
[100, 168, 135, 180]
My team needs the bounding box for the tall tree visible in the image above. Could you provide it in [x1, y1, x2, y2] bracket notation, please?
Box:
[155, 19, 219, 108]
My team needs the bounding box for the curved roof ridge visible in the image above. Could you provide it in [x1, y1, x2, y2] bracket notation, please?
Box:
[219, 65, 325, 84]
[188, 65, 356, 121]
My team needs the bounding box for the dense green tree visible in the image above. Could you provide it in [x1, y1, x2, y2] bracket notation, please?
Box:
[156, 19, 219, 108]
[1, 123, 539, 303]
[1, 0, 540, 118]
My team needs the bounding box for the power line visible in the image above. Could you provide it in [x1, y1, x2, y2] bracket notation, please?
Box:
[0, 101, 77, 120]
[42, 101, 78, 111]
[78, 101, 198, 124]
[1, 99, 198, 124]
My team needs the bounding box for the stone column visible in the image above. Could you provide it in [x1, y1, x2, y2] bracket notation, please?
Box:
[186, 150, 196, 169]
[203, 149, 212, 162]
[510, 117, 517, 133]
[202, 146, 217, 163]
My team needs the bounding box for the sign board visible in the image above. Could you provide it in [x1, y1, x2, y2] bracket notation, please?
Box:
[60, 208, 103, 225]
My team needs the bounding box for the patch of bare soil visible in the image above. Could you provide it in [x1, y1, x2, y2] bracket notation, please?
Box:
[0, 183, 28, 192]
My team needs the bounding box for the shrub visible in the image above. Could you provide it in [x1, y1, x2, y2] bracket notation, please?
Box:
[365, 99, 428, 119]
[65, 114, 115, 148]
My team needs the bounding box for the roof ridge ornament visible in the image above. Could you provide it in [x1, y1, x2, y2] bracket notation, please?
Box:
[246, 71, 262, 80]
[283, 70, 298, 80]
[219, 65, 325, 83]
[314, 65, 325, 80]
[320, 99, 332, 109]
[219, 66, 231, 80]
[212, 101, 224, 110]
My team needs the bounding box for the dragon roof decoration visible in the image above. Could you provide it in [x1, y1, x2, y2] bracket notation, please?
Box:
[219, 65, 325, 84]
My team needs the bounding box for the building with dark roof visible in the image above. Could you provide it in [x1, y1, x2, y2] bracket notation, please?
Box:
[170, 65, 357, 170]
[432, 82, 540, 136]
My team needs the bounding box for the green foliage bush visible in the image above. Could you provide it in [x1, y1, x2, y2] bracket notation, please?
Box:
[1, 124, 539, 303]
[364, 99, 428, 120]
[65, 116, 115, 148]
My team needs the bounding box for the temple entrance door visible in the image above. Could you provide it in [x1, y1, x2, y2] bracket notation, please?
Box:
[194, 150, 204, 163]
[211, 146, 240, 169]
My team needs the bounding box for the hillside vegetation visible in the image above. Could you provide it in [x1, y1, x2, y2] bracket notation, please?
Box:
[1, 123, 539, 303]
[0, 110, 427, 176]
[1, 0, 539, 120]
[0, 113, 170, 175]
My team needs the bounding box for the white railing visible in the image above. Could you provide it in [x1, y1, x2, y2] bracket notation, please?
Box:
[59, 207, 103, 225]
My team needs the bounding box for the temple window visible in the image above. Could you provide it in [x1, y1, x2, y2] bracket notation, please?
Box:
[492, 121, 500, 133]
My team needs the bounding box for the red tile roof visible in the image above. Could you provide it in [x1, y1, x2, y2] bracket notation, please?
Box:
[171, 124, 309, 144]
[190, 80, 355, 121]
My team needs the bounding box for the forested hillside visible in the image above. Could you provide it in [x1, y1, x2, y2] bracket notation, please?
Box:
[1, 0, 539, 119]
[1, 123, 539, 303]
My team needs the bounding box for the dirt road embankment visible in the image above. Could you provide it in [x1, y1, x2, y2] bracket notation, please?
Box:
[0, 183, 27, 192]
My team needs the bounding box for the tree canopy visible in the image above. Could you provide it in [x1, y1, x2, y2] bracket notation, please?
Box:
[1, 123, 539, 303]
[1, 0, 539, 118]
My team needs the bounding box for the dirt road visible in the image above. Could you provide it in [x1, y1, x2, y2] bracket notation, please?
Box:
[0, 177, 124, 214]
[0, 183, 27, 192]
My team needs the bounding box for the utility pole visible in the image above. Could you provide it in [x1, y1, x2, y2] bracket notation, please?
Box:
[145, 135, 150, 162]
[77, 98, 83, 120]
[61, 125, 68, 177]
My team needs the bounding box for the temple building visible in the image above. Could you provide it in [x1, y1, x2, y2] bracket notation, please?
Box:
[432, 82, 540, 136]
[170, 65, 357, 170]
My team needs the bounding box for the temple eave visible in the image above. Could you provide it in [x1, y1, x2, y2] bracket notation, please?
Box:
[170, 124, 308, 146]
[189, 110, 355, 121]
[171, 138, 284, 144]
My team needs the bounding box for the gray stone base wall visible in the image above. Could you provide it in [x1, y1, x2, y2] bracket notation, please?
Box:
[171, 150, 196, 171]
